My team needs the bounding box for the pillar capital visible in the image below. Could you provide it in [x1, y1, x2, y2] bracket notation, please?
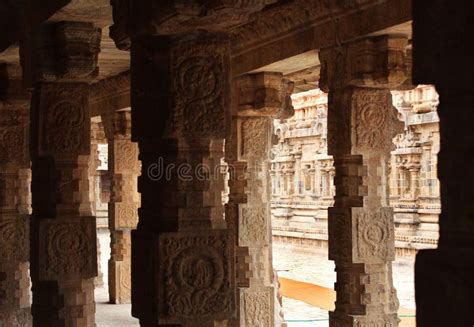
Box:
[235, 72, 294, 118]
[319, 35, 408, 92]
[22, 21, 101, 84]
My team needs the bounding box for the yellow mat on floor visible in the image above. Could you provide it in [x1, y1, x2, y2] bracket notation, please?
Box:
[278, 277, 416, 327]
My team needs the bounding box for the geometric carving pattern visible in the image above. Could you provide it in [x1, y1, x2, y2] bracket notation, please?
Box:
[158, 231, 234, 322]
[38, 217, 97, 280]
[242, 289, 273, 327]
[116, 141, 138, 171]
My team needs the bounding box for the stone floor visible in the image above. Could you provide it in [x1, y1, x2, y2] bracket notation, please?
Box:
[272, 242, 416, 326]
[94, 231, 415, 326]
[95, 229, 139, 326]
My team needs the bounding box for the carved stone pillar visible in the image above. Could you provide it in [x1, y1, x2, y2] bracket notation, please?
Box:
[0, 64, 32, 326]
[319, 35, 407, 326]
[127, 34, 235, 326]
[226, 72, 293, 326]
[413, 2, 474, 326]
[91, 120, 106, 288]
[25, 21, 101, 326]
[103, 110, 140, 304]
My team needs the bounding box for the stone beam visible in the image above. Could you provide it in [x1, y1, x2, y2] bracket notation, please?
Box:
[231, 0, 411, 76]
[0, 0, 70, 52]
[89, 71, 131, 117]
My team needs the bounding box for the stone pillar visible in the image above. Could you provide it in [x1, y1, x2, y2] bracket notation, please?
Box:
[102, 110, 140, 304]
[91, 120, 106, 288]
[413, 2, 474, 325]
[126, 34, 235, 326]
[0, 64, 32, 326]
[225, 72, 293, 326]
[319, 35, 407, 326]
[26, 21, 101, 326]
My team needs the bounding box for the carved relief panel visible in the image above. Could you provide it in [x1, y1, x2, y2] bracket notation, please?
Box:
[38, 217, 97, 280]
[157, 231, 235, 324]
[37, 83, 90, 157]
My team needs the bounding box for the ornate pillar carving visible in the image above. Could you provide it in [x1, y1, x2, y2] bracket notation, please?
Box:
[128, 34, 234, 326]
[25, 21, 101, 326]
[226, 72, 293, 326]
[102, 110, 140, 304]
[319, 35, 407, 326]
[0, 64, 32, 326]
[413, 2, 474, 325]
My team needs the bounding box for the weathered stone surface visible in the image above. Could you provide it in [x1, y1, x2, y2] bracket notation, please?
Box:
[157, 231, 235, 324]
[38, 217, 97, 280]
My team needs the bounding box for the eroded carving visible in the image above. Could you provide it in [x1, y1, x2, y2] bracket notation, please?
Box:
[39, 218, 97, 280]
[158, 231, 234, 321]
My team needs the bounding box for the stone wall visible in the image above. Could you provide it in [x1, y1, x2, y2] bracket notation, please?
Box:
[271, 85, 440, 255]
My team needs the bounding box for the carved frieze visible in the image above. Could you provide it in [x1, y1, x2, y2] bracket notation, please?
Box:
[158, 231, 235, 323]
[38, 217, 97, 280]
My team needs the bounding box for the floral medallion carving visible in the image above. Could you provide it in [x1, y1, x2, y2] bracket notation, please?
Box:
[0, 108, 27, 164]
[239, 207, 268, 245]
[116, 141, 138, 171]
[116, 202, 139, 228]
[354, 90, 392, 150]
[39, 84, 90, 156]
[243, 289, 273, 327]
[158, 231, 234, 322]
[39, 217, 97, 280]
[354, 208, 394, 262]
[171, 37, 229, 138]
[0, 217, 28, 262]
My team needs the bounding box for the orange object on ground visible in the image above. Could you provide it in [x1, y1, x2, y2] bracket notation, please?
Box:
[278, 277, 416, 327]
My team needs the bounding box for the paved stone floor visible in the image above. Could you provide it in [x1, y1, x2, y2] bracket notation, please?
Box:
[94, 232, 415, 326]
[273, 242, 416, 326]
